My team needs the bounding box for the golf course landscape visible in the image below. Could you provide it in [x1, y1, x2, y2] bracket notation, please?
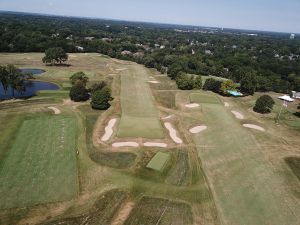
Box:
[0, 53, 299, 225]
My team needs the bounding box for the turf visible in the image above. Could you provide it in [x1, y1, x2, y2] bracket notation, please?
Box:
[285, 157, 300, 180]
[0, 116, 78, 209]
[124, 196, 193, 225]
[117, 64, 165, 139]
[146, 152, 171, 171]
[190, 92, 221, 104]
[191, 92, 300, 225]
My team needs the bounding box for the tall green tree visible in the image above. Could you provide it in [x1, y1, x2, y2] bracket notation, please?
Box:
[42, 47, 68, 65]
[91, 87, 113, 110]
[70, 72, 89, 85]
[240, 71, 257, 95]
[69, 80, 89, 102]
[0, 65, 9, 93]
[253, 95, 275, 114]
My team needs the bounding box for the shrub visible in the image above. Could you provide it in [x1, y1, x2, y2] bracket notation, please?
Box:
[90, 87, 113, 110]
[193, 75, 202, 89]
[203, 78, 222, 93]
[176, 73, 195, 90]
[70, 72, 89, 85]
[90, 81, 107, 94]
[220, 80, 237, 94]
[253, 95, 275, 114]
[69, 80, 89, 102]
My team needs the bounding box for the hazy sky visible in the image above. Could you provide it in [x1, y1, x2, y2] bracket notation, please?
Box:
[0, 0, 299, 33]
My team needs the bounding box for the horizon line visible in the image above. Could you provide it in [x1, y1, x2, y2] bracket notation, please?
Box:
[0, 10, 298, 35]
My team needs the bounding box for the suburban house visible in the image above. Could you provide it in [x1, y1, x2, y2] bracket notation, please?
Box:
[278, 95, 294, 102]
[292, 91, 300, 99]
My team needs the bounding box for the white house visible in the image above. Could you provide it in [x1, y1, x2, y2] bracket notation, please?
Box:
[75, 46, 84, 52]
[278, 95, 294, 102]
[292, 91, 300, 99]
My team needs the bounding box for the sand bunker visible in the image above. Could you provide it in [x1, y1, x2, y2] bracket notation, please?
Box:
[231, 110, 244, 119]
[189, 125, 207, 134]
[224, 102, 229, 107]
[143, 142, 167, 148]
[162, 115, 173, 120]
[185, 103, 200, 108]
[243, 124, 265, 132]
[148, 81, 160, 84]
[112, 142, 139, 147]
[48, 107, 61, 115]
[101, 119, 117, 142]
[164, 122, 183, 144]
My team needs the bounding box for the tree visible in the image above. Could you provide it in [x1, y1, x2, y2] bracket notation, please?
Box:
[42, 47, 68, 65]
[220, 79, 237, 94]
[69, 80, 89, 102]
[167, 63, 183, 80]
[253, 95, 275, 114]
[193, 75, 202, 89]
[176, 73, 195, 90]
[203, 78, 222, 93]
[0, 65, 9, 93]
[90, 87, 113, 110]
[90, 81, 107, 94]
[70, 72, 89, 85]
[240, 71, 257, 95]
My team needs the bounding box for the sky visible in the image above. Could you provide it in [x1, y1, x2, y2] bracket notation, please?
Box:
[0, 0, 300, 33]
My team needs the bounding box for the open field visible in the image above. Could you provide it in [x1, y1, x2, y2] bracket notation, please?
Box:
[0, 116, 78, 209]
[117, 64, 165, 139]
[189, 91, 300, 225]
[1, 53, 299, 225]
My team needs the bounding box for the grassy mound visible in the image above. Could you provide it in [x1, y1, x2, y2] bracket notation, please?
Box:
[190, 92, 221, 104]
[285, 157, 300, 180]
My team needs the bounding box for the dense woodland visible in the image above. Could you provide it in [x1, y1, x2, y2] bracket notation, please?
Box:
[1, 11, 300, 93]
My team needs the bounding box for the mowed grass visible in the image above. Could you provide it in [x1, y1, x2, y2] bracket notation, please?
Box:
[190, 92, 221, 104]
[117, 64, 165, 139]
[191, 92, 300, 225]
[124, 196, 193, 225]
[146, 152, 170, 172]
[0, 116, 78, 209]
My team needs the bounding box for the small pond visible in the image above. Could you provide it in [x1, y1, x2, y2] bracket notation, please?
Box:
[20, 68, 45, 75]
[0, 81, 59, 100]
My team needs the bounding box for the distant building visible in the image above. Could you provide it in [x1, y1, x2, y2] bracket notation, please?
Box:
[205, 50, 213, 55]
[192, 49, 195, 55]
[101, 38, 112, 42]
[85, 37, 95, 41]
[133, 52, 144, 58]
[75, 46, 84, 51]
[160, 45, 165, 49]
[121, 50, 132, 56]
[290, 34, 295, 39]
[292, 91, 300, 99]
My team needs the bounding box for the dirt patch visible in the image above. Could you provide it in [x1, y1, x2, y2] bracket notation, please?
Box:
[111, 201, 135, 225]
[101, 118, 117, 142]
[224, 102, 229, 107]
[243, 124, 265, 132]
[164, 122, 183, 144]
[112, 142, 139, 148]
[231, 110, 244, 119]
[116, 68, 128, 71]
[162, 115, 173, 120]
[47, 107, 61, 115]
[143, 142, 167, 148]
[189, 125, 207, 134]
[185, 103, 200, 108]
[148, 80, 160, 84]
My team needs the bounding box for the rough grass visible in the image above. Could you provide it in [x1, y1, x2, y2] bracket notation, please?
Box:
[146, 152, 171, 172]
[0, 116, 78, 209]
[124, 196, 193, 225]
[191, 92, 300, 225]
[42, 189, 127, 225]
[117, 65, 165, 139]
[285, 157, 300, 180]
[153, 90, 176, 108]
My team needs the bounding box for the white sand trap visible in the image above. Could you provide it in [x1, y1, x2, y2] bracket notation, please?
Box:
[243, 124, 265, 132]
[189, 125, 207, 134]
[231, 110, 244, 119]
[162, 115, 173, 120]
[164, 122, 183, 144]
[148, 80, 160, 84]
[112, 142, 139, 148]
[116, 68, 128, 71]
[224, 102, 229, 107]
[48, 107, 61, 115]
[185, 103, 200, 108]
[143, 142, 167, 148]
[101, 118, 117, 142]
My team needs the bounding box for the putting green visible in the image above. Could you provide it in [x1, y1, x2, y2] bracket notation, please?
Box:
[147, 152, 170, 171]
[189, 92, 221, 104]
[117, 65, 165, 139]
[0, 116, 78, 209]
